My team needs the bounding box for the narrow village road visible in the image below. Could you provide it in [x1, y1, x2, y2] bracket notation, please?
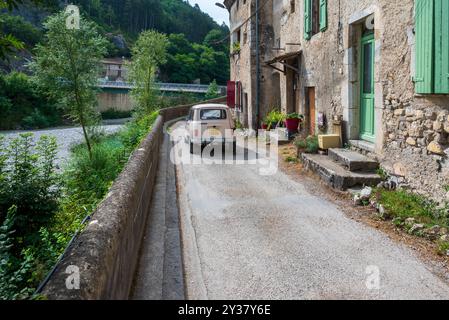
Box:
[171, 121, 449, 300]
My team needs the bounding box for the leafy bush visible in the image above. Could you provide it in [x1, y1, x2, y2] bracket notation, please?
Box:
[295, 135, 319, 154]
[0, 13, 42, 47]
[0, 134, 59, 237]
[101, 109, 132, 120]
[119, 111, 159, 151]
[205, 79, 220, 100]
[0, 72, 63, 130]
[0, 110, 158, 299]
[0, 134, 60, 300]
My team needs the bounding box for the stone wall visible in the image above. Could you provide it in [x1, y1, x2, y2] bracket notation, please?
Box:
[268, 0, 449, 202]
[40, 96, 226, 300]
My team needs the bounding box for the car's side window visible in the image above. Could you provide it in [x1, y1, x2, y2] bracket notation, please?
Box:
[188, 109, 194, 121]
[200, 109, 227, 120]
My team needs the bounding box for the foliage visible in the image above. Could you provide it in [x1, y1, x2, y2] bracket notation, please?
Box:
[0, 134, 59, 237]
[295, 135, 319, 154]
[0, 133, 59, 300]
[31, 11, 108, 159]
[101, 109, 132, 120]
[232, 41, 241, 54]
[128, 30, 168, 116]
[285, 113, 304, 120]
[0, 72, 62, 130]
[373, 189, 446, 226]
[264, 109, 285, 129]
[160, 33, 229, 85]
[0, 14, 42, 48]
[203, 29, 229, 54]
[119, 111, 159, 151]
[205, 79, 220, 100]
[70, 0, 227, 44]
[0, 0, 57, 60]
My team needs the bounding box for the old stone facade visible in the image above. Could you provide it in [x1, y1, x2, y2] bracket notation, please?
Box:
[225, 0, 449, 202]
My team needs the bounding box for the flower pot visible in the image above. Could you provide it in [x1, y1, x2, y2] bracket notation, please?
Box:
[262, 123, 268, 130]
[285, 118, 300, 133]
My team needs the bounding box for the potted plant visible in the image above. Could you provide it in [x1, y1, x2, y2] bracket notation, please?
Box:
[265, 109, 284, 130]
[284, 113, 303, 133]
[232, 42, 241, 55]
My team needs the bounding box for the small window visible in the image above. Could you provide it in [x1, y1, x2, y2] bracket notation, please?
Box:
[291, 0, 295, 13]
[200, 109, 227, 120]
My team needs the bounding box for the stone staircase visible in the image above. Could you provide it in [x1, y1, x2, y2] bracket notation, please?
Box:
[301, 148, 383, 190]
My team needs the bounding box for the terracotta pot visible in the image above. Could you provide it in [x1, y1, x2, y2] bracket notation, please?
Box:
[285, 118, 300, 132]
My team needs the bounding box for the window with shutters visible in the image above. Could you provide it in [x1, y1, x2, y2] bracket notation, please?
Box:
[414, 0, 449, 94]
[304, 0, 327, 40]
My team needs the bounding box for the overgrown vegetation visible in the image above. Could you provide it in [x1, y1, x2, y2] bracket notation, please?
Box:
[295, 135, 319, 154]
[0, 72, 63, 130]
[0, 133, 60, 299]
[0, 110, 159, 299]
[128, 30, 168, 116]
[372, 188, 449, 255]
[31, 11, 108, 159]
[205, 79, 220, 100]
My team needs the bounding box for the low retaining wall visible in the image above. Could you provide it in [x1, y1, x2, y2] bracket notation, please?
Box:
[41, 96, 226, 300]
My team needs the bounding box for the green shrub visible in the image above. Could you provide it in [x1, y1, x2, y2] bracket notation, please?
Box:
[22, 109, 51, 129]
[0, 134, 59, 237]
[295, 135, 319, 154]
[101, 109, 132, 120]
[0, 111, 158, 299]
[205, 79, 220, 100]
[120, 111, 159, 151]
[0, 72, 62, 130]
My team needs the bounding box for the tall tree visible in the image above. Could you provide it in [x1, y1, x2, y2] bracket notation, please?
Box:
[128, 30, 168, 114]
[31, 11, 107, 159]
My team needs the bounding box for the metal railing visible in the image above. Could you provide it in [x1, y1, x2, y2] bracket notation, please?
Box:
[98, 80, 226, 94]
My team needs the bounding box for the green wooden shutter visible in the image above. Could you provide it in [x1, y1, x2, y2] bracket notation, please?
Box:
[319, 0, 327, 32]
[414, 0, 434, 94]
[434, 0, 449, 94]
[304, 0, 311, 40]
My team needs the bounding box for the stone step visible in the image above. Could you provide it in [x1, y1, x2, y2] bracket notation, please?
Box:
[302, 153, 382, 190]
[328, 148, 379, 172]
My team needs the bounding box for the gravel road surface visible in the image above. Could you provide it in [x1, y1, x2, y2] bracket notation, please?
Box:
[1, 125, 122, 165]
[172, 121, 449, 300]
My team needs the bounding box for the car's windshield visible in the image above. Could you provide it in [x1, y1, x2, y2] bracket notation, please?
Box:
[200, 109, 227, 120]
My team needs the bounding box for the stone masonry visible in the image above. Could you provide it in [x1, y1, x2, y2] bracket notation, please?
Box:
[226, 0, 449, 202]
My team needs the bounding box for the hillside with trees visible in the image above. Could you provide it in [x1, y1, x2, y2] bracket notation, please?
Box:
[0, 0, 230, 83]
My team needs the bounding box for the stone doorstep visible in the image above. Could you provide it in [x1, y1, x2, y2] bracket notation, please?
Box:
[328, 148, 379, 173]
[302, 153, 383, 190]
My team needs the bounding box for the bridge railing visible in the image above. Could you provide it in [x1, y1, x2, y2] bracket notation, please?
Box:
[98, 80, 226, 94]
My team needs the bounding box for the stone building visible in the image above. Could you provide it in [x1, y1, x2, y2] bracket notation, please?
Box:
[225, 0, 449, 202]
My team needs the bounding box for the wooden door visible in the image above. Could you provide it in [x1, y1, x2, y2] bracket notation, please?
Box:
[307, 87, 316, 135]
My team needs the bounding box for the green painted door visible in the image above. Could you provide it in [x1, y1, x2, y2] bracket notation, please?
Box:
[360, 33, 375, 142]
